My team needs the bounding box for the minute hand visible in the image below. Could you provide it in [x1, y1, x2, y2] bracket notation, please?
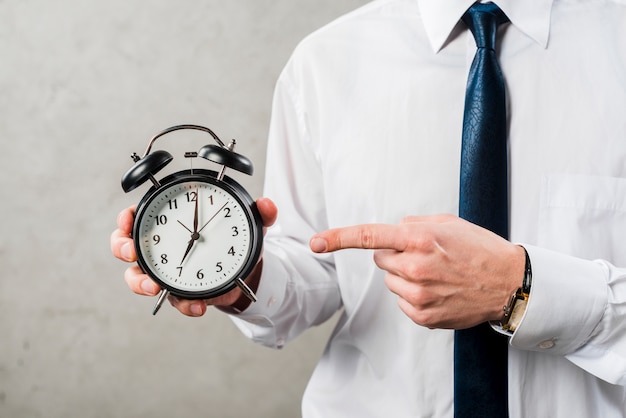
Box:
[180, 192, 200, 265]
[198, 202, 229, 233]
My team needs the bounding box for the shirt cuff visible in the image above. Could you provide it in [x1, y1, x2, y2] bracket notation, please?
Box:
[508, 245, 607, 354]
[217, 252, 291, 347]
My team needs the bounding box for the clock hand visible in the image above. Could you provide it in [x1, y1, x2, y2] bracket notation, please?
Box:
[180, 189, 201, 265]
[198, 202, 228, 233]
[179, 235, 197, 265]
[193, 188, 199, 233]
[177, 220, 193, 233]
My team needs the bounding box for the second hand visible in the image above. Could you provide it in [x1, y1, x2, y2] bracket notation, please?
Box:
[198, 202, 228, 233]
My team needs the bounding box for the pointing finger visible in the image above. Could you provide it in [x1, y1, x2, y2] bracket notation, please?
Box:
[310, 224, 406, 253]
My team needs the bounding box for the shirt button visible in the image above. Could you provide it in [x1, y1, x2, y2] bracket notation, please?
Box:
[538, 339, 556, 349]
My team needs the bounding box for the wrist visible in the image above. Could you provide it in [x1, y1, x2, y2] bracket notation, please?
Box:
[216, 259, 263, 314]
[500, 246, 532, 332]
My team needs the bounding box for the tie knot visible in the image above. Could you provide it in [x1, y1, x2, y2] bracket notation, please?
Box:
[462, 3, 508, 50]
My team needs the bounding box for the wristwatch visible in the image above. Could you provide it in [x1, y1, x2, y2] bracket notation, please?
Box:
[500, 247, 532, 333]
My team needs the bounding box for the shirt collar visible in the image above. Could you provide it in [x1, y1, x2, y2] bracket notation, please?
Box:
[417, 0, 554, 52]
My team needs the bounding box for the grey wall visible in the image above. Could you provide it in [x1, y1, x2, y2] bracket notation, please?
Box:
[0, 1, 369, 417]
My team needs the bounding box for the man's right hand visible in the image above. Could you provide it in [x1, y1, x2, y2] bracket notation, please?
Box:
[110, 198, 278, 317]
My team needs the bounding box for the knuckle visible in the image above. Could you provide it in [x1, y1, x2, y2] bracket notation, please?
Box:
[408, 230, 433, 250]
[398, 297, 436, 327]
[356, 227, 376, 249]
[404, 285, 427, 307]
[404, 261, 426, 281]
[413, 311, 437, 328]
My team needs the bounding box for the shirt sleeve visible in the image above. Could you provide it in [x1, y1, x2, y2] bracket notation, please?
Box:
[510, 245, 626, 386]
[227, 62, 342, 349]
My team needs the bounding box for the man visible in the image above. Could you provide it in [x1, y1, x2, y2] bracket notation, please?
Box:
[111, 0, 626, 416]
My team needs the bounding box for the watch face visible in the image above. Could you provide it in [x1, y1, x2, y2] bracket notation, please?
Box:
[134, 172, 261, 299]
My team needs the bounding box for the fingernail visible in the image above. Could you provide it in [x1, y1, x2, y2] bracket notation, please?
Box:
[141, 279, 156, 295]
[121, 242, 133, 261]
[310, 237, 327, 253]
[190, 303, 203, 316]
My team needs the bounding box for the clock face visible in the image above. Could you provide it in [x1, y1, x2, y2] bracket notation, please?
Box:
[134, 174, 260, 298]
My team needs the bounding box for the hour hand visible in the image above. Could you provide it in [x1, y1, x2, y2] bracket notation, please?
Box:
[180, 231, 200, 265]
[180, 238, 194, 265]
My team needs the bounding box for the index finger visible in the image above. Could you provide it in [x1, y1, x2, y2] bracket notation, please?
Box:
[310, 224, 406, 253]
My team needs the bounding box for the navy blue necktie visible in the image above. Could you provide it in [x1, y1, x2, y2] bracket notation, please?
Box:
[455, 3, 509, 417]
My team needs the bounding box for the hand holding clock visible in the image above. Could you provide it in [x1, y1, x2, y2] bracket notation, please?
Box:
[111, 197, 278, 317]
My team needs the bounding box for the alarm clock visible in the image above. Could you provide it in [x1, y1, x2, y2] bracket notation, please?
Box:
[121, 124, 263, 315]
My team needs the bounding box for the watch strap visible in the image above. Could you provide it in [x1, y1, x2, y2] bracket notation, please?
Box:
[500, 246, 532, 333]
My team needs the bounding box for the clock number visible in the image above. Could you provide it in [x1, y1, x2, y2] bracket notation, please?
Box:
[216, 262, 223, 273]
[228, 246, 235, 256]
[168, 199, 178, 210]
[208, 195, 214, 205]
[196, 269, 204, 280]
[156, 215, 167, 225]
[185, 191, 197, 202]
[153, 235, 161, 245]
[231, 226, 239, 236]
[161, 254, 168, 264]
[223, 207, 231, 218]
[176, 266, 183, 277]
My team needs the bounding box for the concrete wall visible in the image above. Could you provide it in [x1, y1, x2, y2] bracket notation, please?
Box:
[0, 1, 369, 417]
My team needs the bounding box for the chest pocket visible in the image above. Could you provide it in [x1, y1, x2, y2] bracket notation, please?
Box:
[538, 174, 626, 266]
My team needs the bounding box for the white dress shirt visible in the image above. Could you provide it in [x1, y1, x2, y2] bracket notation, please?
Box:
[231, 0, 626, 416]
